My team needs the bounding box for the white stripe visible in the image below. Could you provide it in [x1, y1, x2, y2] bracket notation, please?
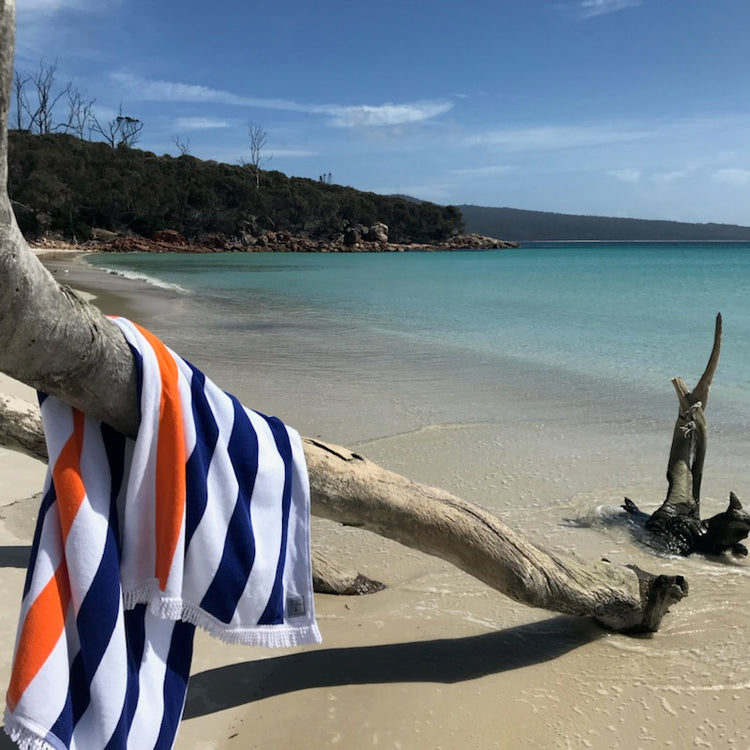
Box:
[234, 409, 285, 624]
[182, 385, 238, 606]
[125, 615, 176, 750]
[174, 358, 197, 461]
[64, 417, 129, 748]
[283, 428, 317, 609]
[66, 417, 113, 608]
[119, 323, 161, 592]
[39, 397, 76, 465]
[70, 600, 127, 749]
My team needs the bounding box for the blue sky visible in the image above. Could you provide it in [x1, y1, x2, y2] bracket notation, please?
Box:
[12, 0, 750, 225]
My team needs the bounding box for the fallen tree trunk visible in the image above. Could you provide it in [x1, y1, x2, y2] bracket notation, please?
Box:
[0, 0, 687, 632]
[304, 439, 687, 631]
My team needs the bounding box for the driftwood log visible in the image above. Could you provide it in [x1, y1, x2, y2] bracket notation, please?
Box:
[0, 0, 687, 632]
[622, 314, 750, 556]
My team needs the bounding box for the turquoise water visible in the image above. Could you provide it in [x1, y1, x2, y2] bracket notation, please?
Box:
[88, 243, 750, 426]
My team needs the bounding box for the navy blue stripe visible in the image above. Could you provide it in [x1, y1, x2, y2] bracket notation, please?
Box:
[154, 620, 195, 750]
[51, 534, 122, 743]
[199, 397, 258, 624]
[126, 341, 144, 428]
[51, 425, 128, 744]
[22, 483, 56, 599]
[104, 604, 149, 750]
[258, 416, 294, 626]
[101, 422, 127, 552]
[49, 690, 73, 747]
[184, 364, 219, 546]
[104, 340, 147, 748]
[24, 392, 56, 596]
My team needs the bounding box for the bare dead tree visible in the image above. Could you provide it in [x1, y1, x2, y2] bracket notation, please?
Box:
[12, 61, 95, 138]
[115, 113, 143, 147]
[243, 121, 270, 189]
[24, 60, 70, 134]
[172, 134, 192, 156]
[90, 112, 119, 147]
[60, 86, 96, 139]
[11, 69, 28, 130]
[91, 104, 143, 148]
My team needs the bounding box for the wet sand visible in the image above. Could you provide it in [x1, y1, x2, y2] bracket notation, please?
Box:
[2, 252, 750, 749]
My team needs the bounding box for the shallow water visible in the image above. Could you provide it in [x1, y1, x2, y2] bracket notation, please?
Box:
[87, 244, 750, 501]
[89, 243, 750, 416]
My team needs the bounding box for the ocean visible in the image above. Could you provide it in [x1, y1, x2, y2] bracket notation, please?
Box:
[85, 242, 750, 746]
[88, 241, 750, 427]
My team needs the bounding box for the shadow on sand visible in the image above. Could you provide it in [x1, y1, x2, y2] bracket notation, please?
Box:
[0, 615, 602, 745]
[0, 557, 602, 743]
[0, 545, 30, 569]
[184, 614, 602, 719]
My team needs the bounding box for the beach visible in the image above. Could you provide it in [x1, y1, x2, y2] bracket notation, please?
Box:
[2, 251, 750, 749]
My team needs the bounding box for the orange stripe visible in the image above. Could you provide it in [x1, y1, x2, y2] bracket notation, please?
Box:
[53, 409, 87, 543]
[7, 410, 85, 709]
[7, 559, 71, 711]
[132, 323, 186, 590]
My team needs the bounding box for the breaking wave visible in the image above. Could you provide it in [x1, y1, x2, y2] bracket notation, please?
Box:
[93, 264, 188, 293]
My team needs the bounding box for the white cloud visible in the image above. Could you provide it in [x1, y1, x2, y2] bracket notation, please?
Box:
[173, 117, 233, 131]
[577, 0, 642, 19]
[712, 168, 750, 186]
[16, 0, 110, 18]
[609, 168, 641, 183]
[320, 101, 453, 128]
[650, 169, 690, 184]
[15, 0, 120, 60]
[111, 74, 254, 106]
[18, 0, 93, 11]
[111, 73, 453, 128]
[463, 115, 750, 165]
[270, 149, 318, 159]
[466, 124, 651, 151]
[449, 164, 512, 176]
[187, 143, 313, 164]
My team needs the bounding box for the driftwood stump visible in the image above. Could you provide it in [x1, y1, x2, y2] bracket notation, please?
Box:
[623, 313, 750, 556]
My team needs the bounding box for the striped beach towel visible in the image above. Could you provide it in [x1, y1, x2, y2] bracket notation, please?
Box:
[4, 317, 321, 749]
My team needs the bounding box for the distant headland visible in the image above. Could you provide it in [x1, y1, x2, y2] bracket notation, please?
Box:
[459, 204, 750, 242]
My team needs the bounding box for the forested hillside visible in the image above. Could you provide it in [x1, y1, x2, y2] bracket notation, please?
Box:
[7, 131, 463, 243]
[460, 204, 750, 242]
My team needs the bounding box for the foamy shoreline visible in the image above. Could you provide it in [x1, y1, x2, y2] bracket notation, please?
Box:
[2, 251, 749, 749]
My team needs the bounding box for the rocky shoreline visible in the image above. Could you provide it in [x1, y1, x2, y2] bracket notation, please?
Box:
[30, 229, 519, 255]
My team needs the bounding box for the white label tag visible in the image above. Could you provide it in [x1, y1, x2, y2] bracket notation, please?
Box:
[286, 595, 306, 618]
